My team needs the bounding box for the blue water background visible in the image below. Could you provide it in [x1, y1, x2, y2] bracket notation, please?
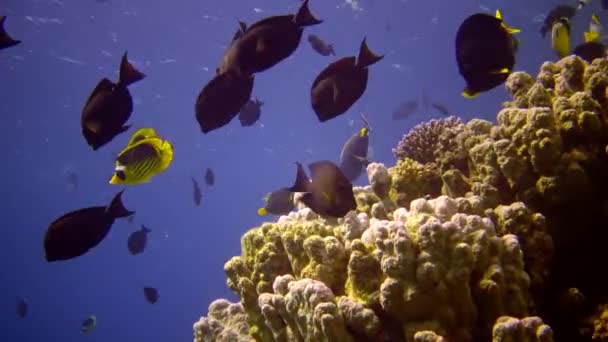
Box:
[0, 0, 601, 340]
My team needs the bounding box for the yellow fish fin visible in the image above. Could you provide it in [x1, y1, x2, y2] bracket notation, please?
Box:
[359, 127, 368, 137]
[495, 9, 502, 20]
[155, 139, 174, 172]
[585, 31, 599, 42]
[496, 11, 520, 34]
[462, 89, 479, 99]
[109, 174, 121, 184]
[257, 207, 267, 216]
[592, 13, 600, 25]
[126, 128, 159, 147]
[492, 68, 510, 74]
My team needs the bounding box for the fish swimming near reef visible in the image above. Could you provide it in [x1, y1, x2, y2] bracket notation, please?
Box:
[217, 0, 322, 75]
[310, 38, 383, 122]
[109, 128, 173, 185]
[195, 70, 254, 133]
[81, 52, 145, 150]
[0, 16, 21, 50]
[551, 17, 571, 58]
[455, 10, 520, 98]
[127, 225, 151, 255]
[238, 98, 264, 127]
[308, 34, 335, 56]
[573, 14, 607, 62]
[289, 160, 356, 218]
[540, 5, 576, 37]
[143, 287, 158, 304]
[258, 187, 295, 216]
[44, 190, 134, 262]
[339, 113, 371, 182]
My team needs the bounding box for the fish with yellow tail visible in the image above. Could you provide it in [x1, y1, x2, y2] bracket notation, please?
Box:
[455, 9, 520, 98]
[109, 128, 173, 185]
[574, 14, 607, 62]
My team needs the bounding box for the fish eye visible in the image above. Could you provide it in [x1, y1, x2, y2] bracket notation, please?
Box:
[116, 170, 126, 180]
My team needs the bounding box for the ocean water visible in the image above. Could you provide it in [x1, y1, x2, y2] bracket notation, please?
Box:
[1, 0, 600, 340]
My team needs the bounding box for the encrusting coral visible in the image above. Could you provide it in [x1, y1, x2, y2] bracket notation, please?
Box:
[193, 56, 608, 342]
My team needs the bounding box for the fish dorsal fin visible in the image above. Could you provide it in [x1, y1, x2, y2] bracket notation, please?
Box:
[496, 10, 520, 34]
[357, 38, 384, 68]
[126, 128, 159, 147]
[118, 52, 145, 87]
[290, 162, 311, 192]
[294, 0, 323, 27]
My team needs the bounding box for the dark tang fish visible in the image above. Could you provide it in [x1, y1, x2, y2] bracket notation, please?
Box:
[257, 187, 295, 216]
[81, 315, 96, 333]
[195, 70, 254, 133]
[127, 225, 151, 255]
[81, 52, 145, 150]
[0, 16, 21, 50]
[311, 38, 383, 122]
[191, 176, 202, 206]
[573, 41, 606, 63]
[308, 34, 335, 56]
[339, 114, 371, 182]
[239, 98, 264, 127]
[44, 190, 134, 262]
[218, 0, 322, 75]
[289, 160, 356, 218]
[205, 168, 215, 186]
[143, 287, 158, 304]
[455, 10, 519, 98]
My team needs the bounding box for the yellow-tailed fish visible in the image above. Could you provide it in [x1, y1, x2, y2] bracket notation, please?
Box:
[109, 128, 173, 185]
[584, 14, 602, 42]
[551, 17, 571, 58]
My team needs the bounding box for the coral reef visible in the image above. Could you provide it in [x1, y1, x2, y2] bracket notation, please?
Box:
[193, 56, 608, 342]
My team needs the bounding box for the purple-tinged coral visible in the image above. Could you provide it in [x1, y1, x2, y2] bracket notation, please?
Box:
[393, 116, 464, 165]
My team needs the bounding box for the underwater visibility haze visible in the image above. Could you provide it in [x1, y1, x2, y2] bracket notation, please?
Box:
[4, 0, 608, 341]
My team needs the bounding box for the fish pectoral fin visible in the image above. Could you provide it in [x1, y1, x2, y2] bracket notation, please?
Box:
[462, 88, 479, 99]
[491, 68, 510, 74]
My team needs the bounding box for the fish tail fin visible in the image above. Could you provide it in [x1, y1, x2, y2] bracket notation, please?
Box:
[357, 38, 384, 68]
[118, 52, 146, 87]
[157, 140, 174, 172]
[462, 88, 479, 99]
[585, 31, 599, 42]
[257, 207, 268, 216]
[141, 225, 152, 233]
[328, 44, 336, 56]
[107, 190, 135, 218]
[289, 162, 311, 192]
[294, 0, 323, 27]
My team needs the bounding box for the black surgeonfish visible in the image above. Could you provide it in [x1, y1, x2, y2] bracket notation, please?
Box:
[44, 190, 134, 262]
[308, 34, 335, 56]
[0, 16, 21, 50]
[455, 10, 520, 98]
[195, 70, 254, 133]
[257, 187, 295, 216]
[143, 287, 158, 304]
[81, 53, 145, 150]
[311, 38, 383, 122]
[239, 98, 264, 127]
[127, 225, 151, 255]
[573, 14, 607, 63]
[205, 168, 215, 186]
[289, 160, 356, 218]
[339, 113, 371, 182]
[16, 298, 27, 318]
[217, 0, 322, 75]
[603, 0, 608, 10]
[541, 5, 576, 37]
[191, 176, 202, 206]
